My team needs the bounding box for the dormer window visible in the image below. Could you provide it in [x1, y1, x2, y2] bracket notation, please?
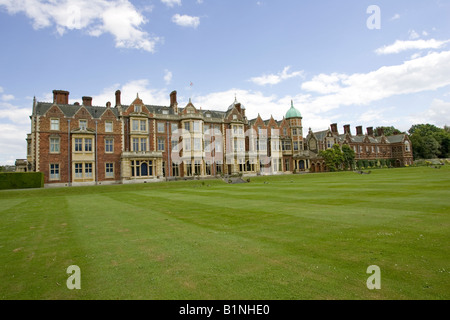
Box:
[233, 115, 237, 120]
[134, 105, 141, 113]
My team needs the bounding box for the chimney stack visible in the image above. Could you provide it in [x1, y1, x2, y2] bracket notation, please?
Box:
[377, 127, 384, 136]
[356, 126, 363, 135]
[367, 127, 374, 136]
[82, 96, 92, 107]
[330, 123, 338, 134]
[115, 90, 121, 107]
[53, 90, 69, 105]
[170, 90, 177, 107]
[344, 124, 351, 135]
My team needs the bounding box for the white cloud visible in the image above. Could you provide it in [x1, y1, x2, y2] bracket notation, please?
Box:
[164, 70, 173, 85]
[249, 66, 304, 86]
[161, 0, 182, 7]
[82, 79, 169, 107]
[409, 99, 450, 127]
[2, 94, 14, 101]
[0, 0, 159, 52]
[409, 30, 420, 40]
[375, 39, 450, 55]
[301, 73, 349, 94]
[298, 50, 450, 118]
[171, 14, 200, 28]
[390, 13, 400, 21]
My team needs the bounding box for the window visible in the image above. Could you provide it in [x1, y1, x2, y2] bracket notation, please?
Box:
[171, 123, 178, 133]
[233, 115, 237, 120]
[50, 137, 60, 153]
[239, 140, 244, 152]
[327, 140, 333, 148]
[85, 163, 93, 178]
[133, 138, 139, 151]
[204, 140, 211, 152]
[285, 159, 290, 171]
[405, 141, 410, 152]
[293, 141, 299, 151]
[171, 139, 179, 151]
[194, 138, 202, 151]
[215, 140, 222, 153]
[162, 110, 169, 115]
[205, 162, 212, 175]
[140, 138, 147, 152]
[194, 160, 202, 175]
[157, 122, 165, 133]
[105, 139, 113, 153]
[258, 126, 262, 134]
[282, 140, 291, 151]
[184, 138, 191, 151]
[204, 124, 210, 134]
[292, 128, 297, 136]
[193, 121, 201, 133]
[50, 164, 60, 180]
[85, 138, 92, 152]
[184, 122, 190, 132]
[158, 138, 165, 151]
[131, 160, 153, 177]
[105, 163, 114, 178]
[216, 163, 222, 174]
[185, 161, 192, 176]
[75, 138, 83, 152]
[134, 105, 141, 113]
[105, 121, 113, 133]
[283, 128, 287, 136]
[172, 163, 180, 177]
[79, 120, 87, 130]
[75, 163, 83, 178]
[140, 120, 147, 132]
[51, 119, 60, 131]
[132, 120, 139, 131]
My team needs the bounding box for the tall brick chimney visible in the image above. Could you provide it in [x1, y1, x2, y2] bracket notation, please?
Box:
[330, 123, 338, 134]
[53, 90, 69, 105]
[356, 126, 363, 135]
[344, 124, 351, 135]
[82, 96, 92, 106]
[115, 90, 121, 107]
[367, 127, 374, 136]
[170, 90, 177, 106]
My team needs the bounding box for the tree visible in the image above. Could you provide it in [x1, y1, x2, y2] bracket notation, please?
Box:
[319, 144, 344, 171]
[408, 124, 450, 159]
[374, 126, 403, 136]
[342, 144, 356, 170]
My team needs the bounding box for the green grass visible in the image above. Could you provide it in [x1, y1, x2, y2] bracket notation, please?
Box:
[0, 166, 449, 300]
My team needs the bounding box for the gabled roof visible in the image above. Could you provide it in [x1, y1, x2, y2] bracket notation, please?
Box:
[35, 102, 120, 118]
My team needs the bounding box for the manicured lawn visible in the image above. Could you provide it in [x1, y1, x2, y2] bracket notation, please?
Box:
[0, 166, 449, 299]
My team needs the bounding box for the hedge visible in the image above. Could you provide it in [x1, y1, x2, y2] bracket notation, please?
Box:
[0, 172, 44, 190]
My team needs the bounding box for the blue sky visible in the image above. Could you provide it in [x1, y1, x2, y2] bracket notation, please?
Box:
[1, 0, 450, 165]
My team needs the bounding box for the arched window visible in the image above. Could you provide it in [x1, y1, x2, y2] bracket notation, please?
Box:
[405, 141, 410, 152]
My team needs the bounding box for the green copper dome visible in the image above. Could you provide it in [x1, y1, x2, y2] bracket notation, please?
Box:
[285, 100, 302, 119]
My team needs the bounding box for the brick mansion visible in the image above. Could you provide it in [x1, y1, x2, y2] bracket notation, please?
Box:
[21, 89, 413, 186]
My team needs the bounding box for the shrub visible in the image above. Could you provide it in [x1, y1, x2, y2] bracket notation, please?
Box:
[0, 172, 44, 190]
